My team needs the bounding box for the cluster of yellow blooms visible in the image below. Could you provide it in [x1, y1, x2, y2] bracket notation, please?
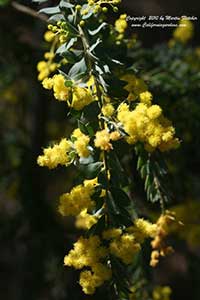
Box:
[115, 14, 128, 40]
[37, 138, 72, 169]
[75, 209, 99, 230]
[37, 128, 91, 169]
[47, 22, 70, 44]
[107, 219, 157, 264]
[64, 218, 159, 294]
[37, 31, 59, 81]
[117, 94, 180, 152]
[42, 74, 93, 110]
[94, 129, 121, 151]
[101, 103, 115, 117]
[59, 178, 97, 217]
[150, 211, 177, 267]
[173, 18, 194, 44]
[127, 218, 158, 242]
[109, 233, 141, 264]
[37, 22, 73, 82]
[72, 128, 90, 157]
[64, 235, 111, 294]
[37, 59, 59, 82]
[102, 219, 159, 266]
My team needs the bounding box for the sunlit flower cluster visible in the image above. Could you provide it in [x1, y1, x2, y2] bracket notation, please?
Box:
[102, 219, 157, 265]
[150, 211, 178, 267]
[115, 14, 128, 40]
[117, 99, 180, 152]
[94, 129, 121, 151]
[64, 235, 111, 294]
[72, 128, 90, 158]
[42, 74, 93, 110]
[75, 209, 99, 229]
[37, 128, 91, 169]
[37, 30, 60, 81]
[59, 178, 98, 216]
[109, 233, 141, 264]
[37, 138, 72, 169]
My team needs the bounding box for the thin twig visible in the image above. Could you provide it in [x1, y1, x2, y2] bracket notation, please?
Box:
[11, 1, 48, 22]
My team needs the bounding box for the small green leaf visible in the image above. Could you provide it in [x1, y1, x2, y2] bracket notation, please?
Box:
[82, 162, 103, 179]
[39, 6, 60, 15]
[68, 57, 87, 80]
[79, 156, 94, 165]
[48, 14, 65, 22]
[88, 23, 107, 35]
[59, 0, 74, 9]
[56, 43, 67, 55]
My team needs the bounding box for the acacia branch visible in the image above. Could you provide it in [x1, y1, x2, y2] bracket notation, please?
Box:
[11, 1, 48, 22]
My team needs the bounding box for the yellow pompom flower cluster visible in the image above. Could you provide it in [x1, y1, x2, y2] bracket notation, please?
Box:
[37, 30, 60, 81]
[48, 22, 70, 44]
[72, 86, 93, 110]
[42, 74, 69, 101]
[42, 74, 93, 110]
[79, 263, 112, 294]
[152, 286, 172, 300]
[115, 14, 128, 40]
[44, 30, 55, 43]
[117, 99, 180, 151]
[59, 178, 98, 216]
[94, 129, 121, 151]
[150, 211, 177, 267]
[109, 233, 141, 264]
[115, 14, 127, 33]
[37, 60, 58, 81]
[64, 235, 111, 294]
[37, 128, 91, 169]
[127, 218, 158, 242]
[72, 128, 90, 158]
[140, 91, 153, 105]
[102, 228, 122, 240]
[102, 219, 158, 265]
[64, 218, 161, 294]
[37, 138, 72, 169]
[121, 74, 147, 101]
[102, 103, 115, 117]
[173, 18, 194, 44]
[75, 209, 99, 229]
